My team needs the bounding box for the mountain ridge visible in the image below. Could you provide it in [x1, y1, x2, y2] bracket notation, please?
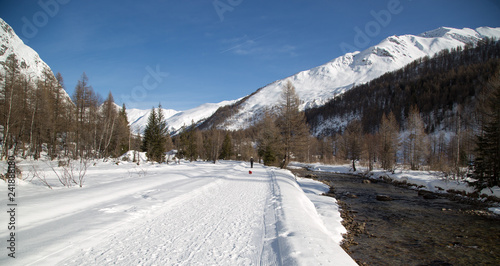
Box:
[202, 26, 500, 131]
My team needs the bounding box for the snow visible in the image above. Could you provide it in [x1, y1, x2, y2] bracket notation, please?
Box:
[0, 159, 355, 265]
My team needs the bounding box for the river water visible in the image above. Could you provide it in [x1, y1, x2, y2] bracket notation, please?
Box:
[291, 169, 500, 266]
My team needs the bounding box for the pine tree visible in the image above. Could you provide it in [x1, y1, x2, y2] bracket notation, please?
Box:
[179, 122, 198, 161]
[142, 107, 156, 156]
[257, 111, 280, 166]
[219, 132, 232, 160]
[471, 75, 500, 189]
[114, 104, 131, 157]
[142, 104, 169, 162]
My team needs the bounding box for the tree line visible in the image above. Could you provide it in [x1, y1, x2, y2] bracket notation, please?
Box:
[0, 54, 131, 160]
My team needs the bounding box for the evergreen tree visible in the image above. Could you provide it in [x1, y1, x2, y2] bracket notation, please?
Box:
[142, 104, 169, 162]
[114, 103, 131, 157]
[142, 107, 157, 156]
[219, 132, 232, 160]
[470, 75, 500, 189]
[257, 111, 281, 166]
[178, 122, 198, 161]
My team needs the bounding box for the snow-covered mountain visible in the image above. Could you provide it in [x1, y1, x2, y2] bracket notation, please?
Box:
[0, 18, 70, 100]
[127, 99, 238, 135]
[215, 26, 500, 131]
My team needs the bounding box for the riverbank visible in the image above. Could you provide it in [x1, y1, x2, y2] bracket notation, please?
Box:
[291, 168, 500, 265]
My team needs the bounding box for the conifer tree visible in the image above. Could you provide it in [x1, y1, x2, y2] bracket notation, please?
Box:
[142, 107, 156, 156]
[257, 111, 281, 166]
[114, 104, 131, 157]
[219, 132, 232, 160]
[471, 75, 500, 189]
[142, 104, 169, 162]
[179, 122, 198, 161]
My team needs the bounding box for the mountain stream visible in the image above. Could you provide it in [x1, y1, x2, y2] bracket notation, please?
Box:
[291, 169, 500, 265]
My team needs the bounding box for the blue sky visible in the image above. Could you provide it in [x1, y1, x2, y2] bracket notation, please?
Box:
[1, 0, 499, 110]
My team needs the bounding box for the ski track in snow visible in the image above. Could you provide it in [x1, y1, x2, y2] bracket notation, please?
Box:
[1, 161, 355, 265]
[62, 163, 271, 265]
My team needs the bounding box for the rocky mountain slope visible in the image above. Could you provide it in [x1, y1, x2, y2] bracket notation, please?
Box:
[0, 18, 70, 101]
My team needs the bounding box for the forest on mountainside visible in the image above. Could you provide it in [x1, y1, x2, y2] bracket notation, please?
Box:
[306, 38, 500, 136]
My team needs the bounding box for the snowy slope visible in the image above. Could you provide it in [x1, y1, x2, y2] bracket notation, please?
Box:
[220, 26, 500, 130]
[0, 160, 356, 265]
[0, 18, 70, 100]
[126, 107, 180, 134]
[128, 99, 238, 134]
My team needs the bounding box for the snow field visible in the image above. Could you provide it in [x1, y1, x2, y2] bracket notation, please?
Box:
[0, 160, 356, 265]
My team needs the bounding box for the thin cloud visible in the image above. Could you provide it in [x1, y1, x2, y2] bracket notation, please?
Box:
[220, 30, 280, 54]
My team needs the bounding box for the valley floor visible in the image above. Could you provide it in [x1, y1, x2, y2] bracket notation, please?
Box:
[0, 159, 355, 265]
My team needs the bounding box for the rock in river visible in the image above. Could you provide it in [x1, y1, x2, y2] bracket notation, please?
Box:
[376, 195, 393, 201]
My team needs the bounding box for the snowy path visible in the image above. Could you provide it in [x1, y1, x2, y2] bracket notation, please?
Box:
[1, 160, 356, 265]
